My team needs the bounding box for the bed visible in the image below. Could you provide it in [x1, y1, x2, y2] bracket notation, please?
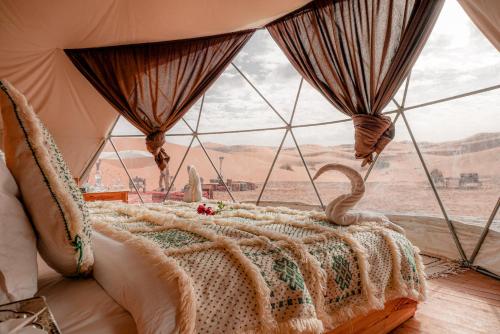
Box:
[1, 71, 424, 333]
[57, 200, 424, 334]
[37, 258, 416, 334]
[37, 232, 418, 334]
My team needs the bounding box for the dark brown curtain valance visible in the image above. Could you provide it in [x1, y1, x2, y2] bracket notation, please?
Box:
[268, 0, 444, 165]
[65, 30, 253, 170]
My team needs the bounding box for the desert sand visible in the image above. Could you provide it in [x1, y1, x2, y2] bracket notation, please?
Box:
[87, 132, 500, 230]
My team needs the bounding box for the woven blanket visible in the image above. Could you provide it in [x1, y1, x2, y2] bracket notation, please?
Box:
[89, 201, 426, 334]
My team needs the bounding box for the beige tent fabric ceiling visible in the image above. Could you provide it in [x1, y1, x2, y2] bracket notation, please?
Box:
[0, 0, 311, 177]
[458, 0, 500, 52]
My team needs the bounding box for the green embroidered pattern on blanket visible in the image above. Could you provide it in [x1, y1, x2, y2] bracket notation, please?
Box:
[260, 223, 319, 238]
[137, 229, 209, 249]
[243, 245, 317, 325]
[88, 201, 425, 333]
[273, 257, 305, 291]
[307, 239, 362, 309]
[111, 221, 158, 231]
[332, 255, 352, 291]
[391, 231, 420, 285]
[204, 223, 256, 239]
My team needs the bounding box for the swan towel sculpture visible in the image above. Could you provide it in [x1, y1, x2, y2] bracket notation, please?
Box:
[183, 165, 202, 203]
[313, 163, 404, 232]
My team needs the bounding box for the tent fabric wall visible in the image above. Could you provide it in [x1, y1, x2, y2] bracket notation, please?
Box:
[0, 0, 310, 177]
[458, 0, 500, 52]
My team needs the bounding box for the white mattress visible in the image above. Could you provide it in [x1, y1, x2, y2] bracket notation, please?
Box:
[36, 256, 137, 334]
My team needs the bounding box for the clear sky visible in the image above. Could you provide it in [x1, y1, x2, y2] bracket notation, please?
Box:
[114, 0, 500, 147]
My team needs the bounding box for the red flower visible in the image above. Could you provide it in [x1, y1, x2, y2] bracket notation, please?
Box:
[205, 207, 214, 215]
[197, 204, 206, 214]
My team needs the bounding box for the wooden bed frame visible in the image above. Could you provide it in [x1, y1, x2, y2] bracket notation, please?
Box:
[327, 298, 417, 334]
[82, 191, 129, 203]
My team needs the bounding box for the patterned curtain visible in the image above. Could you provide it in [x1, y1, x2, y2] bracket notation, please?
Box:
[267, 0, 444, 165]
[65, 30, 254, 170]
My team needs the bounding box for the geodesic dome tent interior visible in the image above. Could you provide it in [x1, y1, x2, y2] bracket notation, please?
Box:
[79, 1, 500, 277]
[0, 0, 498, 279]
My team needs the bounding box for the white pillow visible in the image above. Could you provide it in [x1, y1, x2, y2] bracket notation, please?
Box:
[0, 154, 38, 303]
[0, 80, 93, 277]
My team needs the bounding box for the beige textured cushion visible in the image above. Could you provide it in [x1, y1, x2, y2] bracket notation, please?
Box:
[0, 80, 93, 277]
[0, 154, 38, 303]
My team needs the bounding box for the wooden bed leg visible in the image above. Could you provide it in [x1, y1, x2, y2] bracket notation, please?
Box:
[326, 298, 418, 334]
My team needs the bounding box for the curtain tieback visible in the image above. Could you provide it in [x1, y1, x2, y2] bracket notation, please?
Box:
[146, 130, 170, 171]
[352, 114, 395, 167]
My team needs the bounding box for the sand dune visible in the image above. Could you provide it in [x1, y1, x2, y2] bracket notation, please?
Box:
[87, 132, 499, 224]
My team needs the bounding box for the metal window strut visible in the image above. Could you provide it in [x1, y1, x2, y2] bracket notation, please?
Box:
[164, 135, 196, 199]
[196, 136, 236, 202]
[401, 111, 468, 263]
[229, 68, 327, 208]
[173, 112, 236, 202]
[287, 78, 325, 208]
[108, 137, 145, 204]
[256, 129, 289, 205]
[79, 114, 121, 179]
[470, 198, 500, 264]
[164, 98, 204, 200]
[231, 63, 289, 125]
[363, 72, 470, 264]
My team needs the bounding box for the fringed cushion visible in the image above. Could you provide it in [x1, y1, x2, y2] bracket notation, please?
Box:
[0, 80, 93, 277]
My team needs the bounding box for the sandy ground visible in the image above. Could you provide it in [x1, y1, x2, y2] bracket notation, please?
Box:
[87, 133, 500, 229]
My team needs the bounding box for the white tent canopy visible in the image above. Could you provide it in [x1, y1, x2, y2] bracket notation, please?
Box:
[0, 0, 310, 177]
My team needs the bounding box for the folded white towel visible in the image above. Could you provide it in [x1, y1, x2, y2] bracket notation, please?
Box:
[313, 163, 403, 233]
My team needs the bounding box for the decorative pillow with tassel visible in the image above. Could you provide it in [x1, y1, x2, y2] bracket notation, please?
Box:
[0, 80, 93, 277]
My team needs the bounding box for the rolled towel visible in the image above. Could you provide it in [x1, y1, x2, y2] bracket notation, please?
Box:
[313, 163, 404, 233]
[183, 165, 202, 203]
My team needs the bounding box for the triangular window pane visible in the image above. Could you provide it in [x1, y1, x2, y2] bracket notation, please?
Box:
[404, 89, 500, 225]
[292, 80, 348, 125]
[171, 139, 236, 202]
[197, 66, 286, 132]
[404, 89, 500, 258]
[84, 140, 135, 201]
[406, 0, 500, 106]
[232, 30, 302, 122]
[358, 117, 464, 259]
[108, 137, 160, 203]
[181, 99, 202, 131]
[198, 130, 286, 203]
[259, 133, 321, 207]
[358, 117, 442, 216]
[292, 121, 369, 205]
[111, 116, 143, 136]
[474, 209, 500, 276]
[125, 135, 233, 203]
[167, 119, 193, 135]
